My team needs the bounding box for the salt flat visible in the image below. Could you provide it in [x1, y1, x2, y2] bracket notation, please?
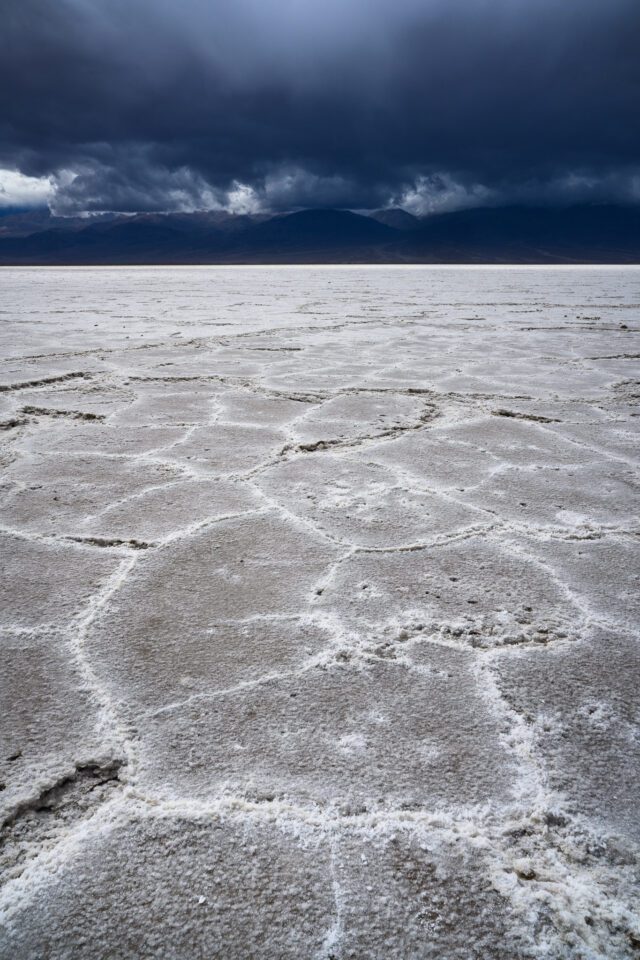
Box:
[0, 266, 638, 959]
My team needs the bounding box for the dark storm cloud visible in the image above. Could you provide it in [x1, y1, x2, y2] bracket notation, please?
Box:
[1, 0, 639, 213]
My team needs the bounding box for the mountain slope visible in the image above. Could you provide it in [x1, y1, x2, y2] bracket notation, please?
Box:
[395, 205, 640, 263]
[0, 205, 638, 264]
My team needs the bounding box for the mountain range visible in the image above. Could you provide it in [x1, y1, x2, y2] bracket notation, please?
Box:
[0, 204, 638, 265]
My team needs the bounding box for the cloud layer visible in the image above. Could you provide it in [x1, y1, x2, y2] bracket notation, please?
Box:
[1, 0, 639, 214]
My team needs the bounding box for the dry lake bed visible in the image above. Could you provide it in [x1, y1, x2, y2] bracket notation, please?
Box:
[0, 265, 639, 959]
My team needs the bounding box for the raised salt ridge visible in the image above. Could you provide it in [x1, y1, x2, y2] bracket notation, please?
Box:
[0, 266, 639, 959]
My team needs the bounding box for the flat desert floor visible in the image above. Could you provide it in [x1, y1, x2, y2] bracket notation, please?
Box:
[0, 266, 639, 959]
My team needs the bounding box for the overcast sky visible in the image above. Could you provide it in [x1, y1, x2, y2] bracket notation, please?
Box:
[1, 0, 639, 215]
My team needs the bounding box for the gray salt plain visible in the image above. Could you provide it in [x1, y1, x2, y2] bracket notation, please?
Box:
[0, 264, 638, 959]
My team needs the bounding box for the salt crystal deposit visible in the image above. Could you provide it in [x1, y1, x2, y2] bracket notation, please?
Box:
[0, 266, 638, 958]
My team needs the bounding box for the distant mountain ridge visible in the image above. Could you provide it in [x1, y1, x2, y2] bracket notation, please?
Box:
[0, 204, 638, 264]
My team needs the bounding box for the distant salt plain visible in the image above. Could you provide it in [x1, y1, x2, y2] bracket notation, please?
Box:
[0, 266, 639, 959]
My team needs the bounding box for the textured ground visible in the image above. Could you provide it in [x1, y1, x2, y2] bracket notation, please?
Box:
[0, 265, 639, 959]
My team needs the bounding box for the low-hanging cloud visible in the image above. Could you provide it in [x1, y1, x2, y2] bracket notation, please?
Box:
[1, 0, 639, 214]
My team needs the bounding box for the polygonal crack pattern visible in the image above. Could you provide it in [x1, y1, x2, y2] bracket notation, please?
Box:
[0, 266, 639, 959]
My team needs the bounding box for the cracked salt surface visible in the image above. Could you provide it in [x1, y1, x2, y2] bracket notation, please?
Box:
[0, 266, 639, 959]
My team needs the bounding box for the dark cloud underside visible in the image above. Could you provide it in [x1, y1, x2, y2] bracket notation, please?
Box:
[1, 0, 639, 213]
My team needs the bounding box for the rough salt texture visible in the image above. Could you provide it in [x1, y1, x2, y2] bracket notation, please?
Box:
[0, 266, 639, 959]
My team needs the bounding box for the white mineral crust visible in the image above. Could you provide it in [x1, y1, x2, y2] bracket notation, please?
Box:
[0, 266, 638, 958]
